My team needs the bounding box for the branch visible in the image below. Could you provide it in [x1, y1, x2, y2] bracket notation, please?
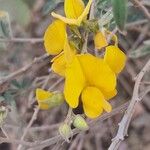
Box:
[0, 38, 43, 43]
[0, 53, 49, 86]
[108, 58, 150, 150]
[0, 137, 34, 147]
[131, 0, 150, 21]
[0, 102, 128, 149]
[28, 102, 129, 150]
[17, 107, 40, 150]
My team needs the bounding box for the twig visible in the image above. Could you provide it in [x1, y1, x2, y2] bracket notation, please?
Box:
[28, 102, 129, 150]
[0, 53, 49, 86]
[108, 59, 150, 150]
[48, 77, 64, 91]
[125, 19, 148, 28]
[139, 86, 150, 100]
[131, 24, 149, 50]
[1, 126, 10, 139]
[5, 123, 60, 132]
[68, 134, 81, 150]
[131, 0, 150, 21]
[0, 38, 43, 43]
[77, 134, 85, 150]
[0, 137, 34, 147]
[0, 102, 128, 149]
[17, 107, 40, 150]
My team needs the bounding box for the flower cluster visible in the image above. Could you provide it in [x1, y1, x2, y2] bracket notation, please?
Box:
[36, 0, 126, 118]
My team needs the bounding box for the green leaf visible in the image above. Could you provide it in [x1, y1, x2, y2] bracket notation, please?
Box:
[0, 0, 31, 26]
[21, 77, 32, 89]
[3, 91, 15, 103]
[99, 9, 113, 28]
[129, 45, 150, 58]
[0, 11, 12, 38]
[42, 0, 63, 15]
[11, 80, 22, 89]
[0, 11, 12, 50]
[111, 0, 127, 31]
[0, 96, 5, 102]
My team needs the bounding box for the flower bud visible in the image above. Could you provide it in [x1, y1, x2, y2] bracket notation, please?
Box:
[94, 31, 108, 50]
[36, 88, 64, 110]
[59, 123, 72, 142]
[0, 106, 8, 125]
[49, 92, 64, 107]
[73, 115, 89, 131]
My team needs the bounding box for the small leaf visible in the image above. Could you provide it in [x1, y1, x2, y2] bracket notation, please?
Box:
[129, 45, 150, 58]
[3, 91, 15, 103]
[11, 80, 22, 89]
[21, 77, 32, 89]
[111, 0, 127, 31]
[0, 11, 12, 50]
[0, 11, 12, 38]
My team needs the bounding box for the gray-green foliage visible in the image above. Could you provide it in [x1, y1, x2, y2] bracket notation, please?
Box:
[0, 11, 12, 50]
[111, 0, 127, 31]
[129, 45, 150, 58]
[0, 0, 31, 26]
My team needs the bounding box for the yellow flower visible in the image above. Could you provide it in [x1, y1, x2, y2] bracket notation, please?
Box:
[36, 88, 64, 110]
[94, 31, 108, 50]
[64, 54, 117, 118]
[51, 0, 93, 26]
[104, 45, 126, 74]
[44, 20, 66, 55]
[43, 19, 76, 76]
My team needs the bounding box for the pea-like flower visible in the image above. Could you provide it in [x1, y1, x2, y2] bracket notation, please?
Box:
[64, 53, 117, 118]
[44, 0, 92, 55]
[41, 0, 127, 119]
[51, 0, 93, 26]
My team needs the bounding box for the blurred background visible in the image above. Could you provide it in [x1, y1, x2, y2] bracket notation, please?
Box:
[0, 0, 150, 150]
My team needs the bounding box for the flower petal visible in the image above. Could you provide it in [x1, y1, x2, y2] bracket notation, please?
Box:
[65, 0, 85, 19]
[77, 0, 93, 24]
[101, 89, 117, 100]
[51, 0, 92, 26]
[36, 88, 53, 110]
[94, 31, 108, 50]
[64, 39, 76, 64]
[51, 12, 79, 25]
[77, 54, 116, 92]
[64, 56, 86, 108]
[44, 20, 66, 55]
[81, 86, 112, 118]
[51, 52, 66, 76]
[104, 45, 126, 74]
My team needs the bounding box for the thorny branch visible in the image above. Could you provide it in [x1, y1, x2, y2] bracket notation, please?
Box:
[0, 102, 129, 149]
[28, 102, 129, 150]
[108, 58, 150, 150]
